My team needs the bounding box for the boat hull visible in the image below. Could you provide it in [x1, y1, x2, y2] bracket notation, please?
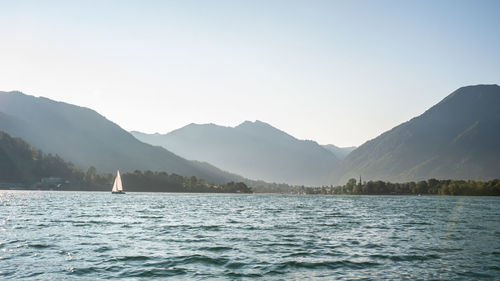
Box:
[111, 191, 126, 194]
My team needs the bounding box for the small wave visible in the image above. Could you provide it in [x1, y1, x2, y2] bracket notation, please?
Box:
[137, 255, 231, 268]
[72, 223, 91, 227]
[364, 243, 383, 249]
[285, 251, 310, 257]
[21, 271, 44, 278]
[199, 225, 221, 231]
[457, 271, 495, 279]
[421, 247, 462, 253]
[489, 265, 500, 270]
[316, 223, 339, 227]
[403, 221, 432, 226]
[137, 215, 163, 219]
[178, 254, 229, 266]
[268, 242, 300, 247]
[70, 266, 99, 276]
[370, 254, 440, 261]
[86, 220, 119, 225]
[225, 271, 263, 278]
[224, 261, 246, 269]
[163, 238, 209, 243]
[35, 223, 50, 228]
[75, 214, 99, 218]
[94, 246, 112, 253]
[198, 246, 232, 252]
[264, 208, 285, 213]
[269, 260, 380, 271]
[117, 255, 151, 262]
[119, 267, 187, 278]
[28, 243, 51, 249]
[322, 212, 345, 217]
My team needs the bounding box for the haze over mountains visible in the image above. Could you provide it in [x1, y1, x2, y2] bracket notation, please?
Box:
[322, 145, 357, 160]
[132, 121, 344, 185]
[0, 91, 244, 185]
[1, 84, 499, 188]
[332, 84, 500, 184]
[134, 84, 500, 185]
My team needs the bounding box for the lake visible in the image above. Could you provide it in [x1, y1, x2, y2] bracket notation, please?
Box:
[1, 192, 499, 280]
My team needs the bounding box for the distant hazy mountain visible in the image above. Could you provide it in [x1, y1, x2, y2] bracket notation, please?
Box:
[322, 144, 356, 160]
[0, 91, 244, 184]
[132, 120, 340, 185]
[332, 84, 500, 184]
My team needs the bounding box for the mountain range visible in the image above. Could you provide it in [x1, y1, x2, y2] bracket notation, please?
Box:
[0, 91, 244, 185]
[132, 121, 345, 185]
[1, 84, 499, 188]
[134, 84, 500, 185]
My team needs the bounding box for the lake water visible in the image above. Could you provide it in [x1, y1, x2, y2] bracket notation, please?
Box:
[1, 192, 499, 280]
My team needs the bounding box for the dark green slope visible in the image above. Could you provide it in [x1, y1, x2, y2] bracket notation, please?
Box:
[0, 131, 83, 184]
[0, 91, 243, 184]
[333, 84, 500, 184]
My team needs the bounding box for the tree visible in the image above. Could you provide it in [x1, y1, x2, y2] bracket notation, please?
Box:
[416, 181, 428, 194]
[84, 166, 97, 185]
[345, 178, 356, 194]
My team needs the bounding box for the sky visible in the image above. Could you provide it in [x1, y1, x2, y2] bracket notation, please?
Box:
[0, 0, 499, 147]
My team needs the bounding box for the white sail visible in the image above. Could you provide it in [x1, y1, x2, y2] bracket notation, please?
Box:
[112, 170, 123, 192]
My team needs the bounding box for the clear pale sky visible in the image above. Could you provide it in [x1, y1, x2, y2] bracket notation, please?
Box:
[1, 0, 499, 147]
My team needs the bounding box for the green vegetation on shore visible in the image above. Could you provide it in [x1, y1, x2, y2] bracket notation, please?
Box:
[3, 130, 500, 196]
[0, 131, 251, 193]
[0, 131, 84, 184]
[81, 168, 252, 193]
[304, 178, 500, 196]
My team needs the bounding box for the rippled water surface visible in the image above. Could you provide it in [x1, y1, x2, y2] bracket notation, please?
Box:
[1, 192, 499, 280]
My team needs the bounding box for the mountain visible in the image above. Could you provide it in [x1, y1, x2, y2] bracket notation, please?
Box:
[0, 91, 244, 184]
[322, 144, 356, 160]
[132, 120, 340, 185]
[0, 131, 83, 184]
[332, 84, 500, 184]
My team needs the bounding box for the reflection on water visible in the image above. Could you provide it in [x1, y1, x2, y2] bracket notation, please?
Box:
[0, 191, 499, 280]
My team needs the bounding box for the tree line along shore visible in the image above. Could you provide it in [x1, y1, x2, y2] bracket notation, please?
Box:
[2, 130, 499, 195]
[301, 178, 500, 196]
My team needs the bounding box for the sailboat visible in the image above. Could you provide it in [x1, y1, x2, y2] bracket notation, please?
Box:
[111, 170, 125, 194]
